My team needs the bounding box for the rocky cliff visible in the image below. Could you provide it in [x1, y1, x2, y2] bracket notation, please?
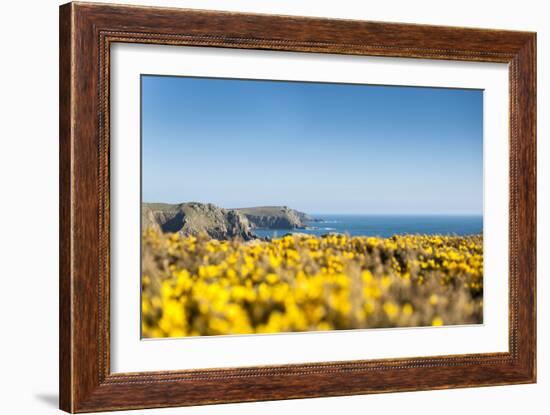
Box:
[142, 202, 254, 240]
[142, 202, 317, 240]
[234, 206, 313, 229]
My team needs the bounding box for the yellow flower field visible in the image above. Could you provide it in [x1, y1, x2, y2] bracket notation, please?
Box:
[141, 227, 483, 338]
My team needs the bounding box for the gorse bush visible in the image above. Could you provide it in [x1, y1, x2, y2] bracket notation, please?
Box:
[141, 227, 483, 338]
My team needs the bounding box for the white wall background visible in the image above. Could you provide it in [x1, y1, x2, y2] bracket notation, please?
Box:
[0, 0, 546, 413]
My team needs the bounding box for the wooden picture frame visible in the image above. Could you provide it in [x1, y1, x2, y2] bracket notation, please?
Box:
[59, 2, 536, 412]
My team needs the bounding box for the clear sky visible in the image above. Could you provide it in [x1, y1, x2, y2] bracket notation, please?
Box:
[141, 75, 483, 215]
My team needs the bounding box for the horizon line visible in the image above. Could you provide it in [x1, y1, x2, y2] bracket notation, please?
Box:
[141, 201, 481, 217]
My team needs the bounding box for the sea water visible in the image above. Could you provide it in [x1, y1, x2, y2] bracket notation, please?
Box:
[252, 214, 483, 239]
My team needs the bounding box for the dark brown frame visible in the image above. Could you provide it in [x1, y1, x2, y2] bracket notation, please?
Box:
[59, 2, 536, 412]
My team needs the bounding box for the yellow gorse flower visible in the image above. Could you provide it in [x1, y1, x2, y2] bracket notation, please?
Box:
[141, 229, 483, 338]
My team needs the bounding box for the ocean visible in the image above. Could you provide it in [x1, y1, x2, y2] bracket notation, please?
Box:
[252, 214, 483, 239]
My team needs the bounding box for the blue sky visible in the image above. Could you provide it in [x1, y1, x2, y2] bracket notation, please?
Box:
[141, 75, 483, 215]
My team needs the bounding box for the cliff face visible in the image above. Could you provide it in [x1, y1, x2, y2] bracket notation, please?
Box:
[234, 206, 312, 229]
[142, 202, 316, 240]
[142, 202, 254, 240]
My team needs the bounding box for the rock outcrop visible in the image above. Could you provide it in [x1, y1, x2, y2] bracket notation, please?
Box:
[234, 206, 313, 229]
[142, 202, 317, 240]
[142, 202, 255, 240]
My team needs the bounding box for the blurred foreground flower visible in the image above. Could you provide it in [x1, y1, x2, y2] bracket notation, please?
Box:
[141, 228, 483, 338]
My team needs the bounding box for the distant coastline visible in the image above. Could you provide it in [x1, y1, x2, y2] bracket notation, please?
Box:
[142, 202, 316, 241]
[142, 201, 482, 240]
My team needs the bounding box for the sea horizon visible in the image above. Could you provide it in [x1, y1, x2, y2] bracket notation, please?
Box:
[141, 201, 481, 217]
[306, 212, 482, 217]
[253, 213, 483, 239]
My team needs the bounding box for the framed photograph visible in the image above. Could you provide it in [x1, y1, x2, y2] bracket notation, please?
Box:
[59, 2, 536, 412]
